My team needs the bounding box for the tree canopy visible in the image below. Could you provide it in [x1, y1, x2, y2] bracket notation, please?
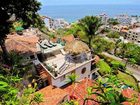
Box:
[78, 16, 101, 48]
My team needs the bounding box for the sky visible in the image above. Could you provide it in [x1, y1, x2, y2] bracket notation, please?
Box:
[39, 0, 140, 6]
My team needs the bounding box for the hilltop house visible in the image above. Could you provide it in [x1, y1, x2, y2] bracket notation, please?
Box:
[34, 39, 99, 87]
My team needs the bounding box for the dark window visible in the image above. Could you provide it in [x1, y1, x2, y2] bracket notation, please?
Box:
[92, 73, 98, 80]
[30, 55, 35, 59]
[81, 67, 86, 74]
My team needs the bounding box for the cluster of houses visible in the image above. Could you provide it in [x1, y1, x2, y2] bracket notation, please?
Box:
[99, 14, 140, 44]
[5, 28, 101, 105]
[42, 14, 140, 45]
[5, 14, 140, 104]
[41, 16, 70, 30]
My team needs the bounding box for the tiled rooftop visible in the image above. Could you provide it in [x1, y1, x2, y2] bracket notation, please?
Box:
[36, 85, 68, 105]
[5, 33, 39, 53]
[122, 89, 140, 105]
[62, 78, 99, 105]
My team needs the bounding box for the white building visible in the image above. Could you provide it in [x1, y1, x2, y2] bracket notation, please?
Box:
[34, 40, 98, 87]
[48, 18, 70, 30]
[99, 13, 108, 25]
[126, 27, 140, 43]
[131, 15, 140, 25]
[116, 14, 132, 25]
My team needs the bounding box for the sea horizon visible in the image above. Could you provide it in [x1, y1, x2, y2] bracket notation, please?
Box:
[39, 4, 140, 23]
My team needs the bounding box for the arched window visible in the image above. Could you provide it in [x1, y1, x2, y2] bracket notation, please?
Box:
[81, 67, 86, 74]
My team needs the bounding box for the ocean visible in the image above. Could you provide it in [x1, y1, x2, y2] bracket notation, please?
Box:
[39, 5, 140, 23]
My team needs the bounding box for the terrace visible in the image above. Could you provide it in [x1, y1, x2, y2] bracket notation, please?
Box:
[37, 40, 94, 78]
[42, 49, 93, 78]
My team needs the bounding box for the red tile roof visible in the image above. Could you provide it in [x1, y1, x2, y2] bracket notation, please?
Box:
[62, 78, 99, 105]
[5, 34, 39, 53]
[34, 79, 140, 105]
[122, 89, 140, 105]
[51, 35, 75, 43]
[36, 85, 68, 105]
[61, 35, 75, 42]
[62, 79, 140, 105]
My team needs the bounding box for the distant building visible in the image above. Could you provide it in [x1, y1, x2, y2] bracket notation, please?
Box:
[99, 13, 108, 25]
[116, 14, 132, 25]
[50, 18, 70, 30]
[44, 17, 70, 30]
[131, 15, 140, 25]
[126, 27, 140, 43]
[111, 25, 129, 33]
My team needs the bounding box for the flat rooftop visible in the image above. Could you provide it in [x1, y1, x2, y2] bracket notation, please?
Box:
[41, 51, 93, 78]
[130, 27, 140, 33]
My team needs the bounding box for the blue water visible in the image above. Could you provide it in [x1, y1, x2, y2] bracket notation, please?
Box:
[39, 5, 140, 23]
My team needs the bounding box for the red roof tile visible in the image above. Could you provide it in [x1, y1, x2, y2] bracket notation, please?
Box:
[51, 35, 75, 43]
[61, 35, 75, 42]
[36, 85, 68, 105]
[122, 89, 140, 105]
[62, 78, 99, 105]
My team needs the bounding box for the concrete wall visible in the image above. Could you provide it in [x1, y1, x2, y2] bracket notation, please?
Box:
[51, 62, 91, 87]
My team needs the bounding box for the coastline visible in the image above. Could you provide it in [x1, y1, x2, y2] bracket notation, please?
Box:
[39, 4, 140, 23]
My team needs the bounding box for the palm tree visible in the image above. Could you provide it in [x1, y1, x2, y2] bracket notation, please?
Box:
[78, 16, 101, 49]
[114, 39, 122, 55]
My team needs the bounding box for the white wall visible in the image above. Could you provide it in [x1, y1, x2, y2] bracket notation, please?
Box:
[51, 72, 71, 87]
[51, 62, 91, 87]
[75, 63, 91, 81]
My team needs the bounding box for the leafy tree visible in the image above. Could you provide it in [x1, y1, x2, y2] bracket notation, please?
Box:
[68, 23, 84, 38]
[84, 75, 127, 105]
[114, 39, 122, 55]
[119, 43, 140, 65]
[78, 16, 101, 48]
[108, 18, 119, 25]
[110, 60, 125, 71]
[0, 64, 43, 105]
[92, 37, 115, 54]
[0, 0, 44, 64]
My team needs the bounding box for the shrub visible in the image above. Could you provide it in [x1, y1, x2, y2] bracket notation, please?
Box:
[96, 59, 112, 76]
[110, 60, 125, 71]
[107, 31, 120, 39]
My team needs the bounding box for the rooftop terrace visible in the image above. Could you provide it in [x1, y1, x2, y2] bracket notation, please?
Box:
[41, 50, 93, 78]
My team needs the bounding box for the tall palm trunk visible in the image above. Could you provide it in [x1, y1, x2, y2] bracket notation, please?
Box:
[0, 40, 11, 65]
[88, 35, 93, 49]
[88, 37, 92, 49]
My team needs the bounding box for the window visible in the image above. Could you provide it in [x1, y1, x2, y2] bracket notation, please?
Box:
[30, 55, 35, 59]
[60, 75, 65, 81]
[92, 73, 98, 80]
[81, 67, 86, 74]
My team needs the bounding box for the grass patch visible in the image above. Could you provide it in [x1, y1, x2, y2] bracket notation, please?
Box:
[117, 70, 139, 91]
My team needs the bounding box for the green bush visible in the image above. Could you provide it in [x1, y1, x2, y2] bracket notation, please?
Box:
[96, 59, 112, 76]
[110, 60, 125, 71]
[107, 31, 120, 39]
